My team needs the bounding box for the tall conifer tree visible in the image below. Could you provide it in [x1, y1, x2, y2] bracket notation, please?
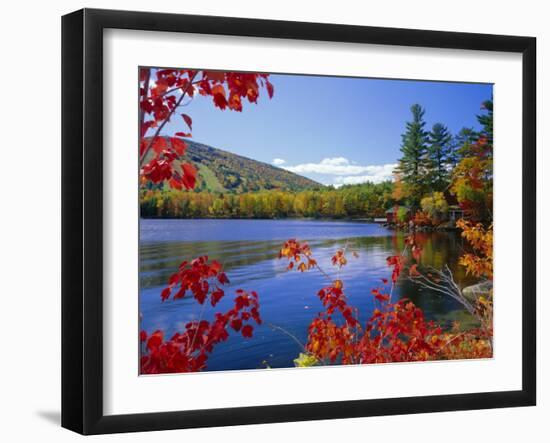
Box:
[452, 126, 477, 163]
[396, 104, 429, 206]
[427, 122, 452, 191]
[477, 99, 493, 147]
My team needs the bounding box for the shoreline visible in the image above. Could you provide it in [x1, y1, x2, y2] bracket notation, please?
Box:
[140, 215, 383, 222]
[139, 216, 462, 232]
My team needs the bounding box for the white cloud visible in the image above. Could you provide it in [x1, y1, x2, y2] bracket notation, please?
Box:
[333, 164, 398, 184]
[272, 158, 286, 166]
[283, 157, 397, 181]
[319, 157, 350, 166]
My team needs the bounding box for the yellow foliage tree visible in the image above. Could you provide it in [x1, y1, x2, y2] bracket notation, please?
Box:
[420, 192, 449, 221]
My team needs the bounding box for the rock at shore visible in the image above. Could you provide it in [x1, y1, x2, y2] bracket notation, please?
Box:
[463, 280, 493, 303]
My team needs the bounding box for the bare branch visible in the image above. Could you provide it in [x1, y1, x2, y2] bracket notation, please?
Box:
[409, 265, 476, 316]
[268, 323, 305, 351]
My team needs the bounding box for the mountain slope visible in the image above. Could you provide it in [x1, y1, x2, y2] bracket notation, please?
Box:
[150, 137, 322, 193]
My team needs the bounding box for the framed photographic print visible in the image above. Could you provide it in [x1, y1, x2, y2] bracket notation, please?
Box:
[62, 8, 536, 435]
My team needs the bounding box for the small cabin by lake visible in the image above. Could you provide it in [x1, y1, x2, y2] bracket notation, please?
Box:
[385, 204, 465, 224]
[447, 205, 465, 222]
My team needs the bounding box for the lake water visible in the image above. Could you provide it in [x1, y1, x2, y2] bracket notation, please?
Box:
[140, 219, 478, 371]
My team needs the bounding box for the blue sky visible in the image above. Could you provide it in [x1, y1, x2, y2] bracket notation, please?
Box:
[157, 72, 492, 186]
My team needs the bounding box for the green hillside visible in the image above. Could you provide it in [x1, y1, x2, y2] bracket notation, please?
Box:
[146, 137, 323, 193]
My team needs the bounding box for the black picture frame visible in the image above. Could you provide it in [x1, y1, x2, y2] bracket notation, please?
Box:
[62, 8, 536, 435]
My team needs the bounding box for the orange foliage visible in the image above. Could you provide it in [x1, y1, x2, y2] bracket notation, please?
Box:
[451, 137, 493, 221]
[413, 210, 433, 227]
[279, 239, 317, 272]
[456, 219, 493, 279]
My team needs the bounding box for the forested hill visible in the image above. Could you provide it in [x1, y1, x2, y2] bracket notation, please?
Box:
[148, 137, 323, 193]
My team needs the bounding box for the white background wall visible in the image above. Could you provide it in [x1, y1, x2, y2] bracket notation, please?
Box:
[0, 0, 547, 441]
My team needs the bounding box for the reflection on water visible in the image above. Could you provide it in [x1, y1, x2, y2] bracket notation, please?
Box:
[139, 219, 479, 371]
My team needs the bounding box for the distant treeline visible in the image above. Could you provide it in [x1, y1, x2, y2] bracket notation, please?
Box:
[141, 100, 493, 222]
[140, 182, 394, 219]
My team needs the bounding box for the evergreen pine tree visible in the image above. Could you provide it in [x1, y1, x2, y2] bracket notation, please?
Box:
[396, 104, 429, 207]
[452, 126, 477, 162]
[427, 122, 452, 191]
[477, 99, 493, 147]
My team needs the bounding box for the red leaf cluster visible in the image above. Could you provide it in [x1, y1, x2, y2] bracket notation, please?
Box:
[371, 287, 390, 303]
[279, 239, 317, 272]
[140, 288, 262, 374]
[160, 255, 229, 305]
[306, 298, 443, 365]
[405, 234, 423, 277]
[317, 283, 358, 328]
[331, 249, 348, 268]
[199, 72, 273, 112]
[140, 138, 196, 190]
[386, 255, 405, 284]
[140, 256, 262, 374]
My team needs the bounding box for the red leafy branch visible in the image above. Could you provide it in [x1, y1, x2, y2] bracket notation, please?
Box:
[160, 255, 229, 305]
[139, 68, 274, 191]
[138, 69, 274, 374]
[140, 71, 198, 165]
[140, 256, 262, 374]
